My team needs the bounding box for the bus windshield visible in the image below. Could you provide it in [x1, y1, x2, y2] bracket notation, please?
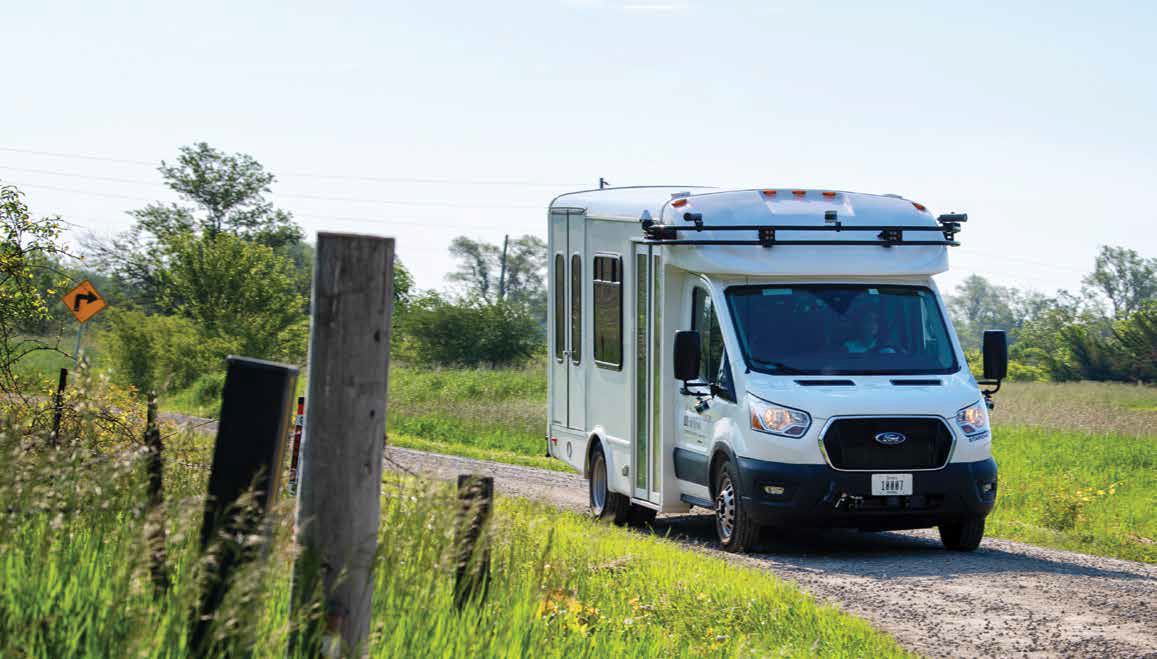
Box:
[724, 284, 959, 376]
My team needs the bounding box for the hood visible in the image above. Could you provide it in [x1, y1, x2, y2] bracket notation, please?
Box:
[743, 369, 981, 422]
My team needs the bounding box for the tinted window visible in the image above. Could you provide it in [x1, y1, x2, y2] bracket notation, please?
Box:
[570, 254, 581, 364]
[554, 254, 564, 361]
[593, 255, 622, 368]
[692, 286, 734, 401]
[725, 284, 958, 375]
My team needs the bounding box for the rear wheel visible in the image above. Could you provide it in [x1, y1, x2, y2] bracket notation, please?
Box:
[589, 448, 629, 525]
[713, 459, 759, 552]
[939, 515, 986, 551]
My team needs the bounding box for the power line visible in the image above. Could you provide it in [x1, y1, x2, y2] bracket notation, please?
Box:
[0, 146, 587, 187]
[7, 181, 545, 210]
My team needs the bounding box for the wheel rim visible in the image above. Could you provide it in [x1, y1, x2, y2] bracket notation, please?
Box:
[716, 474, 735, 542]
[591, 456, 607, 513]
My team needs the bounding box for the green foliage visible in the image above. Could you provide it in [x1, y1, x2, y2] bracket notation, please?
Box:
[1082, 245, 1157, 318]
[0, 182, 74, 393]
[447, 234, 546, 307]
[160, 233, 306, 361]
[87, 142, 304, 310]
[102, 309, 235, 393]
[964, 350, 1049, 382]
[399, 294, 543, 367]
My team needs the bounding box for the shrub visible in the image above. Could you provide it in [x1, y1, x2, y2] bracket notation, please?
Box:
[102, 309, 237, 394]
[400, 296, 543, 367]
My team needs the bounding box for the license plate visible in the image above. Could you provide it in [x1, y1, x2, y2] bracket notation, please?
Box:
[871, 473, 913, 496]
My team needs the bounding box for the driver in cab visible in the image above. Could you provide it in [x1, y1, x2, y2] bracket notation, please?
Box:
[843, 308, 896, 354]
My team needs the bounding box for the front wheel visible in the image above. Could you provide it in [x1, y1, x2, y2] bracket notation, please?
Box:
[589, 448, 629, 525]
[713, 459, 760, 552]
[939, 515, 986, 551]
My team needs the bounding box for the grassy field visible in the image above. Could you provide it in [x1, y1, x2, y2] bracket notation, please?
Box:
[382, 367, 1157, 563]
[0, 403, 907, 657]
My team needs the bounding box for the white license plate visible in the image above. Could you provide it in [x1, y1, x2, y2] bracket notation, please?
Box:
[871, 473, 913, 496]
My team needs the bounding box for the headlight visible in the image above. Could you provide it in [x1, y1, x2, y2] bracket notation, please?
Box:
[955, 400, 989, 437]
[748, 394, 811, 438]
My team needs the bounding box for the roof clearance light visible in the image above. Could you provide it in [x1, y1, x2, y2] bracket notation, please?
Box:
[912, 202, 927, 212]
[672, 198, 688, 208]
[792, 190, 806, 197]
[822, 191, 836, 198]
[761, 189, 777, 196]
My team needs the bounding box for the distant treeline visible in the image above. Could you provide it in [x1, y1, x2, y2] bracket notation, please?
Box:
[2, 143, 1154, 401]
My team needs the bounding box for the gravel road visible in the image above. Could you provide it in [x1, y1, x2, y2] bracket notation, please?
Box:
[384, 446, 1157, 659]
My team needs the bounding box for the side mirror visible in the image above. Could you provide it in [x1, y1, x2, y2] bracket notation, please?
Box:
[673, 331, 701, 383]
[982, 330, 1008, 381]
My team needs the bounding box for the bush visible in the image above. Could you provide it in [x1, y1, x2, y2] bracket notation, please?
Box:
[102, 309, 237, 394]
[399, 296, 543, 367]
[964, 350, 1049, 382]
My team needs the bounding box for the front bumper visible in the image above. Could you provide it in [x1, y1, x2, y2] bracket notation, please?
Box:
[735, 456, 997, 531]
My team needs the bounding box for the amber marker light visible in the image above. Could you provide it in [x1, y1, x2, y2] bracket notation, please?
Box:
[672, 198, 688, 208]
[822, 191, 836, 198]
[912, 202, 927, 211]
[792, 190, 807, 196]
[761, 189, 777, 196]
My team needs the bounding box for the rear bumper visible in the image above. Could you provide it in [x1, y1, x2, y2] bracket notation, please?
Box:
[735, 456, 997, 531]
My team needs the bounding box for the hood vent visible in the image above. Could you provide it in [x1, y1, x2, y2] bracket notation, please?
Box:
[795, 379, 855, 387]
[890, 379, 942, 386]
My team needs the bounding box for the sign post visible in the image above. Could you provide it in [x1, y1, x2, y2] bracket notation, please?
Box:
[61, 279, 108, 366]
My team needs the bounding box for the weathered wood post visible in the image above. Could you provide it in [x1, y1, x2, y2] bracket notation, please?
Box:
[454, 475, 494, 610]
[292, 233, 393, 656]
[189, 357, 298, 656]
[144, 391, 170, 596]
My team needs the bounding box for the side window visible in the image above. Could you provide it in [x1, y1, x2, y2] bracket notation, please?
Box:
[554, 254, 565, 362]
[592, 254, 623, 369]
[570, 253, 582, 365]
[692, 286, 735, 401]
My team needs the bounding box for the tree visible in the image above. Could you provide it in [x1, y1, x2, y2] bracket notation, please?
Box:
[446, 235, 546, 310]
[159, 233, 305, 360]
[399, 293, 541, 367]
[0, 183, 71, 393]
[1081, 246, 1157, 318]
[946, 275, 1020, 351]
[89, 142, 303, 308]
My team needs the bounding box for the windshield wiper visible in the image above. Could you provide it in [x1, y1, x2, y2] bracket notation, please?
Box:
[752, 360, 808, 375]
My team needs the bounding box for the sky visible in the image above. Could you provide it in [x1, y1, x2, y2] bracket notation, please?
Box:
[2, 0, 1154, 296]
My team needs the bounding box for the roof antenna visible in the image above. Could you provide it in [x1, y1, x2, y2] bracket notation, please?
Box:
[599, 177, 610, 189]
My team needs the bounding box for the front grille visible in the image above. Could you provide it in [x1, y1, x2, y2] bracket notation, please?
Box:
[822, 417, 952, 470]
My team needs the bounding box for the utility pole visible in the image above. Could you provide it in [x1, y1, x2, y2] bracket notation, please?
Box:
[599, 177, 609, 189]
[497, 234, 509, 302]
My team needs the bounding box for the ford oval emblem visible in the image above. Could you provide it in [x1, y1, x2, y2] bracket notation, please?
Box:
[874, 431, 907, 446]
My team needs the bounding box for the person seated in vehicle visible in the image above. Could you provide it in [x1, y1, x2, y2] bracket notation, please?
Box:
[843, 308, 895, 353]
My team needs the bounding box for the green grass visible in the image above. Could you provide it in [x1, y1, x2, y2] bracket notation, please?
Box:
[986, 425, 1155, 562]
[160, 362, 1157, 562]
[0, 412, 907, 657]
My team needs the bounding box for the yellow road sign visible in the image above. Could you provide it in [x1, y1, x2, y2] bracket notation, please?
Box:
[62, 279, 108, 323]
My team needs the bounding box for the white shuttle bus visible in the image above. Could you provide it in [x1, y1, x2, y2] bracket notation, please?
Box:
[546, 186, 1007, 552]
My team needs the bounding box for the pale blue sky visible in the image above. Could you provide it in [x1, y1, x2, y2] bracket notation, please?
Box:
[2, 1, 1154, 295]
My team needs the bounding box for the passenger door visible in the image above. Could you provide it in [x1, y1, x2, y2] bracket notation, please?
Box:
[549, 209, 586, 433]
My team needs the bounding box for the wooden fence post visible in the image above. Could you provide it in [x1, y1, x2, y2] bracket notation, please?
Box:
[454, 475, 494, 610]
[189, 357, 298, 656]
[144, 391, 170, 596]
[291, 233, 393, 656]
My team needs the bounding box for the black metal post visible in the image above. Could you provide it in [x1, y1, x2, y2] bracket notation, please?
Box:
[189, 356, 298, 656]
[454, 474, 494, 610]
[50, 368, 67, 446]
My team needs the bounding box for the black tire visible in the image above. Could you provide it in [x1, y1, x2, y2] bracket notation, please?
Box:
[589, 448, 629, 525]
[627, 504, 657, 528]
[713, 459, 760, 552]
[939, 515, 986, 551]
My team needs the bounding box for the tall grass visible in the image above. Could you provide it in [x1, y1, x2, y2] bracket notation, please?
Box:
[1, 387, 907, 657]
